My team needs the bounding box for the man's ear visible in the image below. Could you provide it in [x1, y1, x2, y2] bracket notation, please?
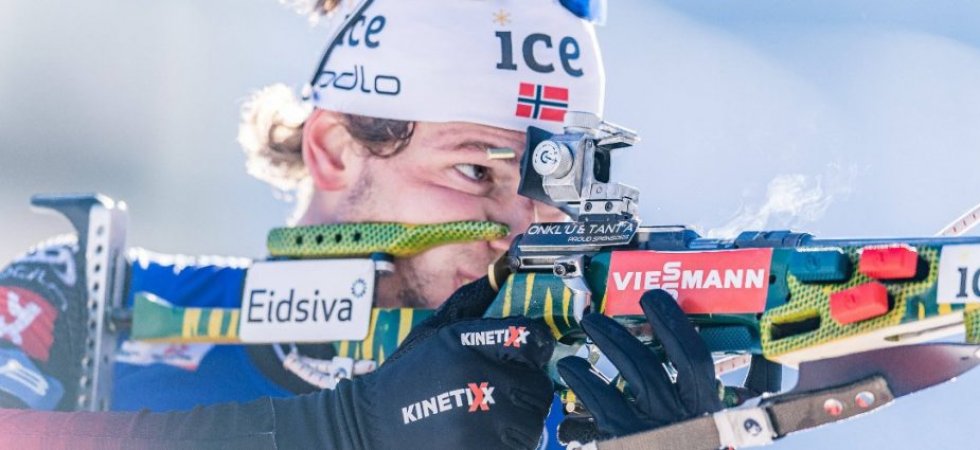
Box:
[302, 109, 363, 191]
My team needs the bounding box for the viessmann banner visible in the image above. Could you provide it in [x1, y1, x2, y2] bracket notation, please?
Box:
[603, 248, 774, 315]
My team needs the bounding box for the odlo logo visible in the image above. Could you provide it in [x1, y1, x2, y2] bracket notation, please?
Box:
[459, 326, 529, 348]
[401, 382, 495, 424]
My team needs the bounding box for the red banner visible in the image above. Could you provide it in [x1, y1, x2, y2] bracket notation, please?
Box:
[603, 248, 773, 315]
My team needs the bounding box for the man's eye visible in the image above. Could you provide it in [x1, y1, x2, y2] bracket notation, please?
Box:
[454, 164, 490, 182]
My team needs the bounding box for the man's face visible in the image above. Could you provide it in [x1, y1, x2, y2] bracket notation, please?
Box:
[326, 121, 563, 308]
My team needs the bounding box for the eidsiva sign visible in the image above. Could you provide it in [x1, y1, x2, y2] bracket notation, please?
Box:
[603, 248, 773, 315]
[238, 259, 375, 343]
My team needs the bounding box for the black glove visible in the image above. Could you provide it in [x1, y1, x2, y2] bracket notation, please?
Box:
[273, 278, 557, 450]
[557, 289, 722, 440]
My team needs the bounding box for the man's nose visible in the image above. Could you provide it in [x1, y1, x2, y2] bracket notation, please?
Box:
[487, 196, 536, 253]
[533, 201, 569, 223]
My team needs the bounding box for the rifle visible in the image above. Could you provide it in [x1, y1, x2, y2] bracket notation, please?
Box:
[477, 111, 980, 447]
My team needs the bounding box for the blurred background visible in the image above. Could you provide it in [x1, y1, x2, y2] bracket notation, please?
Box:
[1, 0, 978, 447]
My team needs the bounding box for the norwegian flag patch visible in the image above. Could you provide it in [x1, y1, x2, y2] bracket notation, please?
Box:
[515, 82, 569, 122]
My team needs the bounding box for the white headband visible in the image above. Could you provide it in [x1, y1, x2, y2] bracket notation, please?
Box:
[305, 0, 605, 133]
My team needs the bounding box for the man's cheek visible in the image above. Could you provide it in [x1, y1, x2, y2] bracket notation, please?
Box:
[368, 163, 464, 217]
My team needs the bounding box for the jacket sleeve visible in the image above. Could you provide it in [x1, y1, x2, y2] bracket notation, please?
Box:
[0, 396, 279, 450]
[0, 235, 88, 410]
[0, 389, 342, 450]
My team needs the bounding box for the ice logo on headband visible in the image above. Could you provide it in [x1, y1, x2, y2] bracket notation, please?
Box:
[307, 0, 605, 134]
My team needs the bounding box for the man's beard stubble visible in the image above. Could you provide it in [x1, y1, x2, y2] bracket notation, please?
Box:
[391, 246, 490, 308]
[342, 166, 445, 309]
[341, 165, 495, 309]
[392, 259, 437, 308]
